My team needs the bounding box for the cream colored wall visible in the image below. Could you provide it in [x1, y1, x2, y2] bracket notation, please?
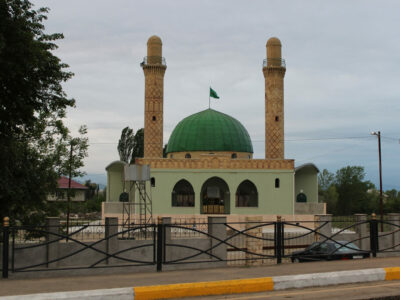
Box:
[146, 168, 294, 215]
[295, 167, 318, 203]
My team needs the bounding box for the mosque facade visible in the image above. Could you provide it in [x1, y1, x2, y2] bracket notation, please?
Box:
[103, 36, 324, 221]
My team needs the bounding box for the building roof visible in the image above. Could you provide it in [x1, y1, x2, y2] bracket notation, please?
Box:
[295, 163, 320, 173]
[166, 109, 253, 154]
[58, 176, 88, 189]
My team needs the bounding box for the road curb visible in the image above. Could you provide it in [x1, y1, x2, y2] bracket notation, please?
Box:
[2, 267, 400, 299]
[0, 288, 134, 300]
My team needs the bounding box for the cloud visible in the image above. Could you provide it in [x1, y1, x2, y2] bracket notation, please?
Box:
[32, 0, 400, 189]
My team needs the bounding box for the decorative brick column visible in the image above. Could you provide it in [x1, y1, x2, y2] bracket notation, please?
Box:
[245, 216, 263, 266]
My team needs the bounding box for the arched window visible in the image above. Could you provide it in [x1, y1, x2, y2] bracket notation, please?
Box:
[297, 193, 307, 203]
[185, 153, 191, 159]
[275, 178, 280, 188]
[236, 180, 258, 207]
[172, 179, 195, 207]
[231, 153, 237, 159]
[151, 177, 155, 187]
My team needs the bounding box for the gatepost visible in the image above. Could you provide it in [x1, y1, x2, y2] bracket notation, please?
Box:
[315, 214, 332, 242]
[208, 216, 227, 267]
[387, 213, 400, 251]
[161, 217, 171, 263]
[105, 217, 119, 264]
[2, 217, 9, 278]
[245, 216, 263, 266]
[355, 214, 368, 250]
[46, 217, 60, 268]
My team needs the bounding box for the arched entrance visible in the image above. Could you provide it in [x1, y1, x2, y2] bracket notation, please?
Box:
[200, 177, 230, 214]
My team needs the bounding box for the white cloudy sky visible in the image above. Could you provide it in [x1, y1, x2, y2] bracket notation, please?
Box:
[32, 0, 400, 189]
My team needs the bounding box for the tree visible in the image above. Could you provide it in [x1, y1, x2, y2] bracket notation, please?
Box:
[118, 127, 135, 163]
[131, 128, 144, 162]
[117, 127, 144, 163]
[0, 1, 83, 223]
[318, 169, 335, 191]
[334, 166, 375, 215]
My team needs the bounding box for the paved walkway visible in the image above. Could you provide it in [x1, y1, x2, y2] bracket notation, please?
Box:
[0, 257, 400, 297]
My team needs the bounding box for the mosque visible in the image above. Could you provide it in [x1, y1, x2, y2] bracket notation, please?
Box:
[103, 36, 324, 222]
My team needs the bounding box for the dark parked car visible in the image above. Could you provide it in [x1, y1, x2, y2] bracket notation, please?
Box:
[290, 240, 370, 262]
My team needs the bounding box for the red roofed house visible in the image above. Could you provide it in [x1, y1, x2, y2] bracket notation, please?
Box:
[47, 176, 88, 202]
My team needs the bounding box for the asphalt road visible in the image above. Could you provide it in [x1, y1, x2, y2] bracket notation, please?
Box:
[182, 281, 400, 300]
[1, 256, 400, 297]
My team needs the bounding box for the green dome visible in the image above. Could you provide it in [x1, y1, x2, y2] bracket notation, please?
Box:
[166, 109, 253, 154]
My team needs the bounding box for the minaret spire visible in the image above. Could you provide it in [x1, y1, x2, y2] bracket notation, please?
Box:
[263, 37, 286, 159]
[142, 35, 166, 158]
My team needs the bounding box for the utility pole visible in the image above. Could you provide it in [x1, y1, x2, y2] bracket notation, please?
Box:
[371, 131, 383, 231]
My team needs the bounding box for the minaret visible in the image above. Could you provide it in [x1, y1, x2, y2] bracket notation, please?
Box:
[141, 35, 166, 158]
[263, 37, 286, 159]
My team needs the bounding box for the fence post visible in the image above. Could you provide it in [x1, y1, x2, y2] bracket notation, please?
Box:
[315, 214, 332, 242]
[370, 213, 378, 257]
[2, 217, 9, 278]
[105, 217, 118, 265]
[156, 217, 163, 272]
[275, 216, 282, 264]
[209, 216, 227, 267]
[355, 214, 368, 250]
[162, 217, 171, 263]
[46, 217, 60, 268]
[387, 213, 400, 251]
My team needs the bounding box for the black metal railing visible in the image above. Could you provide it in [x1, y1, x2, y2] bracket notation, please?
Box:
[2, 215, 400, 278]
[141, 56, 166, 66]
[263, 58, 286, 68]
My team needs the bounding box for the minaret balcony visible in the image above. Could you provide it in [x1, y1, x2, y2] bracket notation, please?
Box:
[141, 56, 166, 66]
[263, 58, 285, 68]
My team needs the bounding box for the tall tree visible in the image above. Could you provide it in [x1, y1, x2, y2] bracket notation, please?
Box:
[0, 0, 84, 223]
[118, 127, 135, 163]
[335, 166, 375, 215]
[117, 127, 144, 163]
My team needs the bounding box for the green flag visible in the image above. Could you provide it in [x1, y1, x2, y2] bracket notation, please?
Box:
[209, 87, 220, 99]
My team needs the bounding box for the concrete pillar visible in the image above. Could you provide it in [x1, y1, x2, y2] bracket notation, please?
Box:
[387, 213, 400, 251]
[208, 216, 227, 266]
[46, 217, 60, 268]
[105, 217, 119, 265]
[355, 214, 368, 250]
[315, 214, 332, 242]
[245, 216, 263, 266]
[162, 217, 171, 262]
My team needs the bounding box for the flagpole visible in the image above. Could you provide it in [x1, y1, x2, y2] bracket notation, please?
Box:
[209, 86, 210, 109]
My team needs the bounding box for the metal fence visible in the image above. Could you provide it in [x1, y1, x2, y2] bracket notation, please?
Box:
[2, 214, 400, 278]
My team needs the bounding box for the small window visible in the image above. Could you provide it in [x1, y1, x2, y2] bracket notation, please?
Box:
[296, 193, 307, 203]
[151, 177, 155, 187]
[275, 116, 279, 122]
[231, 153, 237, 159]
[185, 153, 191, 159]
[152, 116, 156, 121]
[275, 178, 280, 188]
